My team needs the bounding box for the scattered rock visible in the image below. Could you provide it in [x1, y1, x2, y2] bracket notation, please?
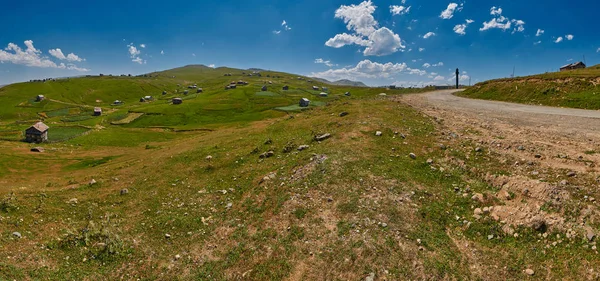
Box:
[439, 144, 447, 150]
[535, 154, 542, 159]
[297, 145, 310, 151]
[498, 190, 512, 200]
[566, 171, 576, 177]
[226, 202, 233, 209]
[525, 269, 535, 276]
[12, 232, 22, 239]
[587, 229, 596, 242]
[517, 145, 525, 151]
[559, 180, 569, 186]
[471, 193, 485, 203]
[30, 147, 45, 153]
[259, 151, 275, 159]
[475, 147, 483, 153]
[381, 223, 388, 228]
[175, 254, 181, 260]
[375, 131, 383, 136]
[165, 233, 171, 239]
[531, 218, 547, 232]
[120, 189, 129, 195]
[314, 133, 331, 142]
[339, 112, 349, 117]
[89, 179, 97, 186]
[474, 208, 483, 215]
[205, 155, 213, 161]
[409, 153, 417, 159]
[68, 198, 78, 205]
[365, 272, 375, 281]
[426, 159, 434, 165]
[264, 139, 273, 145]
[487, 234, 494, 240]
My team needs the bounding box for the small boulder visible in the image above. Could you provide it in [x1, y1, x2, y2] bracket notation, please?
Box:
[339, 112, 349, 117]
[497, 190, 512, 200]
[426, 159, 434, 165]
[165, 233, 171, 239]
[68, 198, 78, 205]
[314, 133, 331, 142]
[475, 147, 483, 153]
[12, 232, 22, 239]
[525, 269, 535, 276]
[587, 229, 596, 242]
[365, 272, 375, 281]
[409, 153, 417, 159]
[297, 145, 310, 151]
[471, 193, 485, 203]
[89, 179, 97, 186]
[375, 131, 383, 136]
[474, 208, 483, 215]
[439, 144, 447, 150]
[205, 155, 213, 161]
[566, 171, 576, 177]
[30, 147, 45, 153]
[120, 189, 129, 195]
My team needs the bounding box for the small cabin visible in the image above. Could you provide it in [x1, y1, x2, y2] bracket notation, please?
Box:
[282, 85, 289, 90]
[183, 90, 189, 95]
[229, 84, 237, 89]
[389, 85, 396, 89]
[261, 85, 267, 91]
[319, 92, 328, 97]
[162, 91, 167, 95]
[25, 122, 49, 143]
[322, 87, 328, 92]
[94, 107, 102, 116]
[172, 98, 183, 105]
[268, 81, 273, 84]
[299, 98, 310, 107]
[197, 88, 203, 93]
[312, 86, 319, 91]
[344, 92, 351, 96]
[560, 61, 586, 72]
[113, 100, 124, 105]
[36, 95, 45, 102]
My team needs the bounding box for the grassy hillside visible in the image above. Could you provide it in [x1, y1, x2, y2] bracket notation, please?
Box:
[459, 64, 600, 109]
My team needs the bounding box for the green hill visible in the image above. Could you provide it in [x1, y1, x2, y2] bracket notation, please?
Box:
[459, 64, 600, 109]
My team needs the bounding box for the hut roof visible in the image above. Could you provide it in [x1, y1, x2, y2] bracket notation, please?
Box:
[94, 107, 102, 112]
[29, 122, 49, 133]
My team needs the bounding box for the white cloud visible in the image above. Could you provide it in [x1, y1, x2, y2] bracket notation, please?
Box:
[140, 44, 146, 48]
[192, 53, 196, 57]
[566, 34, 574, 40]
[430, 72, 438, 76]
[390, 5, 411, 15]
[423, 32, 436, 39]
[208, 64, 215, 68]
[49, 48, 85, 62]
[315, 58, 334, 67]
[536, 29, 544, 37]
[0, 40, 88, 71]
[127, 43, 145, 64]
[433, 62, 444, 67]
[273, 30, 281, 35]
[282, 20, 291, 31]
[434, 75, 445, 81]
[326, 1, 405, 56]
[597, 48, 600, 53]
[454, 19, 474, 35]
[480, 8, 524, 33]
[555, 37, 563, 43]
[490, 6, 502, 16]
[418, 48, 425, 52]
[440, 3, 462, 20]
[534, 41, 542, 45]
[423, 63, 431, 68]
[311, 59, 412, 81]
[160, 50, 164, 55]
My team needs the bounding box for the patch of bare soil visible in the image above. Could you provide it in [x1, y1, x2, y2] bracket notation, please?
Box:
[400, 91, 600, 237]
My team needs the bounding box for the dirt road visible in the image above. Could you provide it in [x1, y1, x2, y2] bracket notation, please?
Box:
[398, 90, 600, 239]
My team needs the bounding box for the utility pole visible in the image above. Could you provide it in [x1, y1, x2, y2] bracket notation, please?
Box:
[455, 68, 459, 89]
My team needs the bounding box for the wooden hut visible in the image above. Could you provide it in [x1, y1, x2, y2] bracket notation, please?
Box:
[94, 107, 102, 116]
[25, 122, 49, 143]
[319, 92, 328, 97]
[197, 88, 203, 93]
[36, 95, 45, 102]
[172, 98, 183, 105]
[299, 98, 310, 107]
[282, 85, 289, 90]
[261, 85, 267, 91]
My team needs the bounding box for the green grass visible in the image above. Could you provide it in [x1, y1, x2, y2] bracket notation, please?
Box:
[459, 64, 600, 109]
[48, 126, 90, 142]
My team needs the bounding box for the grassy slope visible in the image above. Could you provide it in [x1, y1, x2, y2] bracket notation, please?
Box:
[459, 64, 600, 109]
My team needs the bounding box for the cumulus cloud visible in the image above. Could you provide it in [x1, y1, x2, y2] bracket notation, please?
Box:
[311, 59, 419, 81]
[490, 6, 502, 16]
[480, 7, 525, 33]
[0, 40, 88, 71]
[433, 62, 444, 67]
[325, 1, 405, 56]
[423, 32, 436, 39]
[418, 47, 425, 52]
[140, 44, 146, 48]
[440, 3, 462, 20]
[315, 58, 334, 67]
[434, 75, 446, 81]
[536, 29, 544, 36]
[534, 40, 542, 45]
[454, 19, 474, 35]
[423, 63, 431, 68]
[208, 64, 215, 68]
[566, 34, 574, 40]
[49, 48, 85, 62]
[160, 50, 164, 55]
[555, 37, 563, 43]
[127, 43, 145, 64]
[597, 47, 600, 53]
[282, 20, 291, 31]
[390, 5, 411, 15]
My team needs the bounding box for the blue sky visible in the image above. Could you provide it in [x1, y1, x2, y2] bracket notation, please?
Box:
[0, 0, 598, 86]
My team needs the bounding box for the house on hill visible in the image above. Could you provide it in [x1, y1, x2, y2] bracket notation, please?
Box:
[283, 85, 289, 90]
[261, 85, 268, 91]
[299, 98, 310, 107]
[172, 98, 183, 104]
[197, 88, 203, 93]
[312, 86, 319, 91]
[36, 95, 45, 102]
[319, 92, 328, 97]
[560, 61, 586, 72]
[94, 107, 102, 116]
[344, 92, 351, 96]
[25, 122, 49, 143]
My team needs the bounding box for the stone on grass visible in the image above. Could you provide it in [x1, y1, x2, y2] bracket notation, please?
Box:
[566, 171, 576, 177]
[587, 229, 596, 242]
[409, 153, 417, 159]
[471, 193, 484, 203]
[314, 133, 331, 142]
[525, 269, 535, 276]
[365, 272, 375, 281]
[260, 151, 275, 159]
[12, 232, 22, 239]
[89, 179, 97, 186]
[31, 147, 45, 153]
[205, 155, 213, 161]
[474, 208, 483, 215]
[165, 233, 171, 239]
[298, 145, 310, 151]
[426, 159, 434, 165]
[475, 147, 482, 153]
[339, 112, 349, 117]
[375, 131, 383, 136]
[120, 189, 129, 195]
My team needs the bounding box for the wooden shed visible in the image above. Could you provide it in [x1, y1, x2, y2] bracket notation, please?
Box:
[319, 92, 328, 97]
[197, 88, 203, 93]
[172, 98, 183, 105]
[93, 107, 102, 116]
[299, 98, 310, 107]
[560, 61, 586, 72]
[25, 122, 49, 143]
[282, 85, 289, 90]
[36, 95, 45, 102]
[261, 85, 267, 91]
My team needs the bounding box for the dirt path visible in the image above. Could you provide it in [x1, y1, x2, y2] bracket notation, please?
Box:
[398, 90, 600, 235]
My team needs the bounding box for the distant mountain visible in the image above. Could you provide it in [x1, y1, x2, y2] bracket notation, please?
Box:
[310, 77, 368, 87]
[247, 68, 268, 72]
